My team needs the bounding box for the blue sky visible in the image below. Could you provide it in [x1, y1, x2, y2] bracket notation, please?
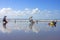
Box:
[0, 0, 60, 10]
[0, 0, 60, 19]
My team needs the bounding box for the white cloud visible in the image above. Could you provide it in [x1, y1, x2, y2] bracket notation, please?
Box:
[0, 8, 60, 19]
[0, 8, 40, 18]
[37, 9, 60, 19]
[32, 8, 40, 14]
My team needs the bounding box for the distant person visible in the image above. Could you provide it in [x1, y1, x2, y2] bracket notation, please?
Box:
[3, 16, 8, 29]
[48, 21, 57, 27]
[29, 16, 35, 23]
[36, 20, 38, 24]
[29, 16, 33, 22]
[15, 19, 16, 23]
[3, 16, 8, 23]
[52, 21, 57, 27]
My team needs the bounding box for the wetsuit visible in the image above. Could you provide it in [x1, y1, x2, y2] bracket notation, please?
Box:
[3, 17, 7, 23]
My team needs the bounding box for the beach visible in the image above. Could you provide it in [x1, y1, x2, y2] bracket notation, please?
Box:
[0, 20, 60, 40]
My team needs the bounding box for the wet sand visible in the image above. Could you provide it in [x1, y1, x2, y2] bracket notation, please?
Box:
[0, 21, 60, 40]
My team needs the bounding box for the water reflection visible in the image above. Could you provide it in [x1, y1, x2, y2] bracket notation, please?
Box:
[0, 22, 11, 33]
[0, 21, 40, 33]
[3, 22, 7, 29]
[27, 22, 40, 33]
[0, 21, 60, 40]
[29, 22, 35, 30]
[0, 21, 59, 34]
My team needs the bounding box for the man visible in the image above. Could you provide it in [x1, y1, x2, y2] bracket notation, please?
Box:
[3, 16, 8, 23]
[29, 16, 35, 23]
[29, 16, 33, 22]
[3, 16, 8, 29]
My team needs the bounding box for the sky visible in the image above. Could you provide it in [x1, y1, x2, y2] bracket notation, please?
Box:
[0, 0, 60, 19]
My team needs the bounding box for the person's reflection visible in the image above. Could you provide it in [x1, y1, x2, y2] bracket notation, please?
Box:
[29, 22, 35, 30]
[3, 22, 7, 29]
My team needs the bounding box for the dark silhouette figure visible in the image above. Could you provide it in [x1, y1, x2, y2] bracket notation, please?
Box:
[3, 16, 8, 23]
[3, 16, 8, 29]
[29, 16, 35, 24]
[15, 20, 16, 23]
[29, 16, 33, 22]
[52, 21, 57, 27]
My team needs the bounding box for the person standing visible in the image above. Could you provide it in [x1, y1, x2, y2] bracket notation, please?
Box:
[3, 16, 8, 23]
[3, 16, 8, 29]
[29, 16, 35, 24]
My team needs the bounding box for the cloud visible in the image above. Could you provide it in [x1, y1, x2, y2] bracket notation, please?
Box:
[0, 8, 60, 19]
[31, 8, 40, 14]
[0, 8, 40, 18]
[35, 9, 60, 19]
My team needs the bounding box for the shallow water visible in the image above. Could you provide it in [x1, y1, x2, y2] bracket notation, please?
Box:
[0, 21, 60, 40]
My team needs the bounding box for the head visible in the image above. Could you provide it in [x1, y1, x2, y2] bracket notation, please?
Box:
[4, 16, 7, 18]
